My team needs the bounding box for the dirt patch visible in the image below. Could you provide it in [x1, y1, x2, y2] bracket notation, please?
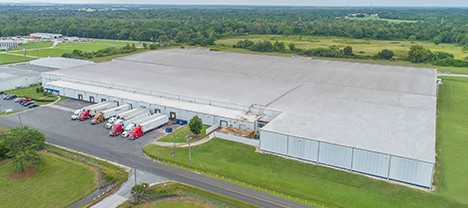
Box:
[184, 134, 198, 141]
[218, 126, 255, 138]
[8, 167, 38, 180]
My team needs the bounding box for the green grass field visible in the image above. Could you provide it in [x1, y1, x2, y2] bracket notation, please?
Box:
[5, 86, 58, 105]
[0, 151, 96, 207]
[144, 138, 466, 208]
[434, 76, 468, 204]
[215, 35, 468, 60]
[118, 182, 257, 208]
[0, 53, 35, 65]
[158, 125, 209, 143]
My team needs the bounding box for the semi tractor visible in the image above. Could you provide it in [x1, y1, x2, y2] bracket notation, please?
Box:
[74, 102, 118, 121]
[90, 104, 131, 125]
[121, 114, 158, 137]
[72, 102, 110, 120]
[108, 113, 151, 136]
[129, 114, 169, 140]
[105, 108, 148, 129]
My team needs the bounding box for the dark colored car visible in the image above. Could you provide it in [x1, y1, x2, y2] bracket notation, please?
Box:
[22, 101, 34, 106]
[3, 94, 16, 100]
[29, 104, 39, 108]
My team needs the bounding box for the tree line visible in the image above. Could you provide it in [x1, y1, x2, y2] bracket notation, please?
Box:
[0, 6, 467, 47]
[234, 39, 468, 67]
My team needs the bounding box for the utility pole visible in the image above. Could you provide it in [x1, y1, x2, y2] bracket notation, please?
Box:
[134, 166, 137, 186]
[188, 140, 192, 168]
[17, 113, 23, 126]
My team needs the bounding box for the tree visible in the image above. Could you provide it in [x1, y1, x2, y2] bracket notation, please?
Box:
[343, 46, 353, 56]
[408, 45, 433, 63]
[377, 49, 395, 60]
[2, 126, 45, 172]
[189, 116, 203, 135]
[131, 182, 149, 203]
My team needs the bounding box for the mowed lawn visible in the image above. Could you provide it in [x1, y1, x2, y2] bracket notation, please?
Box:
[144, 138, 465, 208]
[0, 53, 35, 64]
[435, 76, 468, 204]
[0, 151, 96, 207]
[6, 39, 143, 59]
[215, 35, 468, 60]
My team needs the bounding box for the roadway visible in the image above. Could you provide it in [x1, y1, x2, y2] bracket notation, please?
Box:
[0, 101, 310, 208]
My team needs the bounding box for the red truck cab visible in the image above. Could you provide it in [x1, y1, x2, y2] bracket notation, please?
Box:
[79, 110, 91, 121]
[129, 126, 143, 140]
[109, 123, 123, 136]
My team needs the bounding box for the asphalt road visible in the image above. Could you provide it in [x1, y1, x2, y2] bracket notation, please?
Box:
[0, 102, 310, 208]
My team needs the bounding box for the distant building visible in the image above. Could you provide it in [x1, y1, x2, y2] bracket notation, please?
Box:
[30, 33, 63, 39]
[0, 40, 21, 50]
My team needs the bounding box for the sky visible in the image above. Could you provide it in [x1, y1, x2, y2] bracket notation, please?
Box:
[0, 0, 467, 7]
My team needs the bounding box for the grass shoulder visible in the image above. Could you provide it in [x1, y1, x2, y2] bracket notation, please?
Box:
[143, 138, 466, 208]
[158, 125, 209, 143]
[0, 151, 96, 208]
[118, 181, 257, 208]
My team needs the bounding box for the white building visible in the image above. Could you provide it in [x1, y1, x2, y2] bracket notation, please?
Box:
[30, 33, 63, 39]
[41, 48, 437, 188]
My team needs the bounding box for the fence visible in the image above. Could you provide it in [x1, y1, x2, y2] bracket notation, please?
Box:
[211, 131, 259, 147]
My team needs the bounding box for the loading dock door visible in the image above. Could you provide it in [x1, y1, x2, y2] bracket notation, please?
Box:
[220, 120, 228, 127]
[170, 112, 176, 120]
[89, 96, 95, 103]
[78, 94, 83, 100]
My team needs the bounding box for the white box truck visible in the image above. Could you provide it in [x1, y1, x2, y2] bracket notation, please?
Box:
[129, 114, 169, 140]
[90, 104, 132, 125]
[105, 108, 148, 129]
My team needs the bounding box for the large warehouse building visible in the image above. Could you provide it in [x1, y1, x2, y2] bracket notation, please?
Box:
[41, 48, 437, 188]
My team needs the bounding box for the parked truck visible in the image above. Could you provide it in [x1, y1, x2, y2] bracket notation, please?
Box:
[74, 102, 118, 121]
[121, 114, 158, 137]
[90, 104, 131, 125]
[105, 108, 148, 129]
[108, 113, 151, 136]
[129, 114, 169, 140]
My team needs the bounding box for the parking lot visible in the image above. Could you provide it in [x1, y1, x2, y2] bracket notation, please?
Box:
[0, 99, 173, 160]
[0, 94, 33, 112]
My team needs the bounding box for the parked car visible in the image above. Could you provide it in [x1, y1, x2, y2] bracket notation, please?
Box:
[14, 97, 25, 102]
[22, 101, 34, 106]
[29, 104, 39, 108]
[19, 98, 32, 104]
[3, 94, 16, 100]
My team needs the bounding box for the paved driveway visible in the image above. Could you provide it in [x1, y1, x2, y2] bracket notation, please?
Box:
[0, 101, 310, 208]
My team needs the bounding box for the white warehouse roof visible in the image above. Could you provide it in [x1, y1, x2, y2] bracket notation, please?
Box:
[43, 48, 437, 163]
[30, 57, 93, 69]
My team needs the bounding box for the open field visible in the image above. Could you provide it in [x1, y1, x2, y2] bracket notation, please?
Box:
[435, 76, 468, 204]
[0, 151, 96, 207]
[0, 53, 35, 65]
[118, 182, 257, 208]
[2, 39, 145, 61]
[215, 35, 468, 60]
[158, 125, 209, 143]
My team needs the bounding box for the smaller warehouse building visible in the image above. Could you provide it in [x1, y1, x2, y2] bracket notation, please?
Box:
[41, 49, 437, 189]
[0, 57, 92, 91]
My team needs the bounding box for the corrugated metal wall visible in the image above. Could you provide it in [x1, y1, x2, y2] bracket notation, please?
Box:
[389, 156, 434, 187]
[319, 142, 353, 169]
[352, 149, 390, 178]
[260, 131, 288, 155]
[259, 130, 434, 188]
[288, 136, 319, 162]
